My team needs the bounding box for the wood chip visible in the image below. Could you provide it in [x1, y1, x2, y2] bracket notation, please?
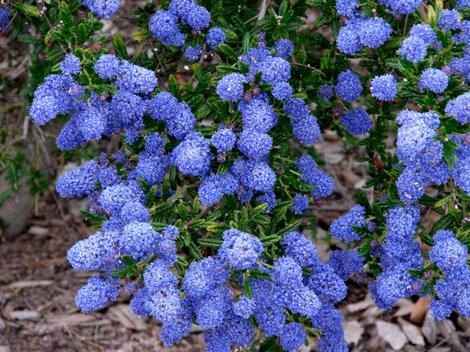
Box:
[376, 320, 408, 351]
[397, 317, 425, 346]
[0, 317, 5, 332]
[343, 320, 364, 345]
[0, 346, 11, 352]
[107, 304, 147, 331]
[409, 296, 430, 324]
[45, 313, 95, 326]
[7, 280, 53, 289]
[8, 310, 41, 321]
[421, 310, 437, 345]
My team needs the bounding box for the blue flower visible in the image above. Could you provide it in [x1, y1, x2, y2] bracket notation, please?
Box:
[206, 27, 226, 48]
[336, 69, 362, 102]
[149, 11, 185, 47]
[295, 155, 334, 198]
[445, 92, 470, 124]
[67, 231, 119, 271]
[116, 62, 158, 94]
[291, 114, 322, 145]
[180, 5, 211, 31]
[218, 229, 263, 269]
[280, 323, 307, 352]
[184, 45, 202, 62]
[318, 84, 334, 100]
[239, 96, 278, 132]
[120, 222, 160, 260]
[401, 36, 427, 63]
[81, 0, 120, 18]
[292, 194, 309, 214]
[329, 205, 366, 243]
[335, 0, 358, 16]
[438, 9, 460, 31]
[56, 160, 101, 198]
[358, 17, 392, 49]
[233, 296, 256, 318]
[340, 108, 372, 135]
[370, 74, 397, 101]
[409, 24, 437, 46]
[216, 73, 247, 102]
[211, 127, 236, 153]
[75, 276, 119, 313]
[328, 249, 364, 280]
[173, 133, 212, 177]
[237, 129, 273, 160]
[260, 57, 291, 84]
[273, 38, 294, 58]
[0, 6, 10, 31]
[271, 82, 293, 101]
[337, 23, 362, 55]
[60, 53, 82, 75]
[419, 68, 449, 93]
[94, 54, 122, 79]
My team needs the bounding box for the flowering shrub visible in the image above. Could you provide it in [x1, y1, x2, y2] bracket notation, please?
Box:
[4, 0, 470, 350]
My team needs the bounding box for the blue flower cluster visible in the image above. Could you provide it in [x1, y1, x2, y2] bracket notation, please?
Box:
[370, 74, 397, 101]
[400, 23, 439, 63]
[370, 206, 423, 309]
[337, 14, 392, 55]
[329, 205, 366, 243]
[395, 109, 451, 203]
[80, 0, 121, 18]
[30, 54, 160, 150]
[379, 0, 421, 15]
[148, 0, 225, 61]
[429, 230, 470, 319]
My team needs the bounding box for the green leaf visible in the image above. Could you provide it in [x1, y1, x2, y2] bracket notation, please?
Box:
[112, 34, 128, 59]
[217, 44, 238, 61]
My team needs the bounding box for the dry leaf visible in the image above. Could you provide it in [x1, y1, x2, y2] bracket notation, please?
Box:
[376, 320, 408, 350]
[45, 313, 95, 326]
[397, 317, 425, 346]
[421, 310, 437, 344]
[107, 304, 147, 331]
[409, 296, 430, 324]
[346, 295, 374, 313]
[343, 320, 364, 345]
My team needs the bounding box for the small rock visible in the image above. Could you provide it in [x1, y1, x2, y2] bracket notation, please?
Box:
[437, 319, 466, 352]
[376, 320, 408, 351]
[27, 225, 48, 236]
[394, 299, 414, 317]
[8, 310, 41, 321]
[343, 320, 364, 345]
[397, 317, 425, 346]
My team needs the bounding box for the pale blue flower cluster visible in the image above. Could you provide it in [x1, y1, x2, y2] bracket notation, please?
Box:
[148, 0, 225, 61]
